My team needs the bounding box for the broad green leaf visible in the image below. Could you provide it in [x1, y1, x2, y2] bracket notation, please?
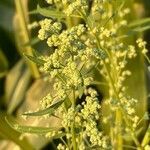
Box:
[23, 100, 64, 116]
[129, 18, 150, 27]
[5, 60, 31, 114]
[24, 54, 45, 65]
[0, 112, 33, 150]
[30, 5, 66, 19]
[6, 117, 59, 134]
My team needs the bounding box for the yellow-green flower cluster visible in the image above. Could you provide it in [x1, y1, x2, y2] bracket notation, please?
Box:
[57, 143, 66, 150]
[64, 0, 88, 16]
[81, 88, 100, 120]
[62, 107, 75, 128]
[61, 88, 108, 149]
[40, 93, 53, 109]
[81, 88, 108, 148]
[38, 19, 62, 41]
[136, 38, 148, 54]
[38, 21, 95, 90]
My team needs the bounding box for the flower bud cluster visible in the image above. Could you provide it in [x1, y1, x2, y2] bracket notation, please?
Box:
[82, 88, 108, 148]
[40, 93, 53, 109]
[136, 38, 148, 54]
[38, 19, 62, 41]
[64, 0, 88, 16]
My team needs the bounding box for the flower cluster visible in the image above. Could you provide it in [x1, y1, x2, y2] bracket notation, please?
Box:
[38, 19, 62, 41]
[32, 0, 149, 149]
[38, 21, 95, 93]
[40, 93, 53, 109]
[136, 38, 148, 54]
[61, 88, 108, 149]
[63, 0, 88, 16]
[82, 88, 108, 148]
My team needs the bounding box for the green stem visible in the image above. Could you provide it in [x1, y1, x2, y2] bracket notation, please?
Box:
[141, 124, 150, 147]
[71, 88, 77, 150]
[15, 0, 40, 78]
[123, 112, 142, 149]
[115, 109, 123, 150]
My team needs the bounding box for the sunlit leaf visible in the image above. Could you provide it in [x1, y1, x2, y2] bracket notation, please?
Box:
[23, 100, 64, 116]
[30, 5, 66, 19]
[0, 112, 33, 150]
[132, 25, 150, 32]
[5, 60, 31, 114]
[6, 117, 60, 134]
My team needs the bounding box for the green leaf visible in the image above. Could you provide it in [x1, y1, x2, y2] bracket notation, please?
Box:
[129, 18, 150, 27]
[24, 54, 46, 65]
[132, 25, 150, 32]
[0, 112, 33, 150]
[30, 5, 66, 19]
[5, 60, 31, 114]
[5, 117, 59, 134]
[32, 49, 42, 57]
[23, 100, 64, 116]
[53, 133, 66, 139]
[78, 86, 84, 99]
[129, 18, 150, 32]
[23, 37, 40, 47]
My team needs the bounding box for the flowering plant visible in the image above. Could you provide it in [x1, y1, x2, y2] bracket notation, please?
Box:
[7, 0, 150, 149]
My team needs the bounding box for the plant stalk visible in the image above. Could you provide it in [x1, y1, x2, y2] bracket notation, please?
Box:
[15, 0, 40, 78]
[71, 88, 77, 150]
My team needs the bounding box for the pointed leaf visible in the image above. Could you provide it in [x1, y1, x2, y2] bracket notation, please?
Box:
[24, 54, 45, 65]
[78, 86, 84, 99]
[129, 18, 150, 27]
[23, 100, 64, 116]
[7, 67, 31, 114]
[23, 37, 40, 47]
[30, 5, 66, 19]
[0, 112, 33, 150]
[6, 117, 59, 134]
[132, 25, 150, 32]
